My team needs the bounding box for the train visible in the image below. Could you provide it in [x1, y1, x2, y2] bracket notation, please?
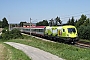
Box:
[13, 25, 79, 44]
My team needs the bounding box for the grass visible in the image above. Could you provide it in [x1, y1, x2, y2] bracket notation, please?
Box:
[80, 39, 90, 43]
[0, 39, 31, 60]
[4, 43, 31, 60]
[7, 35, 90, 60]
[0, 43, 8, 60]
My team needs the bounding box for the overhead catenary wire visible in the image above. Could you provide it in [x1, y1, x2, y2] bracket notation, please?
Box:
[60, 10, 90, 19]
[61, 13, 90, 19]
[31, 10, 90, 23]
[61, 12, 90, 23]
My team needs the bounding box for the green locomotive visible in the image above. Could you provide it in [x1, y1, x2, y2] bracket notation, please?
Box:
[45, 25, 79, 43]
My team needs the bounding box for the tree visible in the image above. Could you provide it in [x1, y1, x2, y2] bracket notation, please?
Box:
[76, 14, 87, 28]
[10, 29, 22, 39]
[0, 20, 2, 28]
[11, 24, 15, 27]
[1, 28, 23, 40]
[36, 20, 49, 26]
[78, 25, 90, 40]
[49, 18, 54, 26]
[55, 16, 62, 25]
[70, 17, 75, 26]
[67, 18, 71, 25]
[2, 17, 9, 28]
[83, 18, 90, 26]
[19, 22, 27, 27]
[74, 19, 77, 26]
[42, 20, 49, 26]
[67, 17, 75, 26]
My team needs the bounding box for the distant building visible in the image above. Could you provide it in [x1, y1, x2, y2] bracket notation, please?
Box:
[23, 23, 36, 27]
[0, 28, 3, 32]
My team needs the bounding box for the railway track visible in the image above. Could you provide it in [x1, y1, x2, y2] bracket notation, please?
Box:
[22, 33, 90, 48]
[75, 42, 90, 48]
[34, 36, 90, 48]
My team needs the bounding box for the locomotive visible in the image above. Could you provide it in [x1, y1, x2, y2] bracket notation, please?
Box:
[45, 25, 78, 43]
[13, 25, 79, 44]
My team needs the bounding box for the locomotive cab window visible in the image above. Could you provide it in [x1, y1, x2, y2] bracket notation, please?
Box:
[68, 28, 76, 33]
[63, 29, 65, 32]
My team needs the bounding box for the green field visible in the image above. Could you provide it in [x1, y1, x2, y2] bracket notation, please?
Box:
[6, 35, 90, 60]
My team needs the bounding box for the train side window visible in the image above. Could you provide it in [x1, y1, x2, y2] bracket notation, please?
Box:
[28, 29, 30, 31]
[63, 29, 65, 32]
[39, 29, 41, 32]
[38, 29, 39, 32]
[35, 29, 36, 31]
[41, 29, 43, 32]
[39, 29, 40, 32]
[35, 29, 36, 32]
[34, 29, 35, 31]
[42, 29, 44, 32]
[36, 29, 38, 32]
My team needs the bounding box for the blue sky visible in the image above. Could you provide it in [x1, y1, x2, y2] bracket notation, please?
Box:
[0, 0, 90, 23]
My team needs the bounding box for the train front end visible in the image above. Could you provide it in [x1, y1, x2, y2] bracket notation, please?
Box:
[58, 25, 79, 44]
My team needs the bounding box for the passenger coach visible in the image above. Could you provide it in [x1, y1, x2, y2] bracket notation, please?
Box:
[22, 26, 45, 37]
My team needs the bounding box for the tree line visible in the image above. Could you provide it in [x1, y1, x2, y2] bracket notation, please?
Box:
[36, 14, 90, 40]
[36, 16, 62, 26]
[1, 14, 90, 40]
[66, 14, 90, 27]
[0, 17, 27, 28]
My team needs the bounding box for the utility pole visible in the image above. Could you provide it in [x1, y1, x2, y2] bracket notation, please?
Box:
[30, 18, 32, 36]
[9, 15, 10, 31]
[9, 24, 10, 31]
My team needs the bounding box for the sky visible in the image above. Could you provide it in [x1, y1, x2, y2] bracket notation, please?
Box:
[0, 0, 90, 24]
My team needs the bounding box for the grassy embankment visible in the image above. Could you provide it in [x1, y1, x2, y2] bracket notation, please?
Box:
[0, 40, 31, 60]
[7, 35, 90, 60]
[0, 43, 8, 60]
[79, 39, 90, 43]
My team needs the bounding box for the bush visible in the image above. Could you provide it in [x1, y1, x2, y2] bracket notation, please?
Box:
[2, 29, 8, 33]
[1, 29, 23, 40]
[1, 31, 11, 40]
[10, 29, 23, 39]
[78, 25, 90, 40]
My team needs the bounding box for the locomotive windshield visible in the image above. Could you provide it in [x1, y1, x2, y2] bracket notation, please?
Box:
[68, 28, 76, 33]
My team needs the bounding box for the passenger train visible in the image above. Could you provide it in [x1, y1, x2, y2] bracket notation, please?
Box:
[13, 25, 79, 44]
